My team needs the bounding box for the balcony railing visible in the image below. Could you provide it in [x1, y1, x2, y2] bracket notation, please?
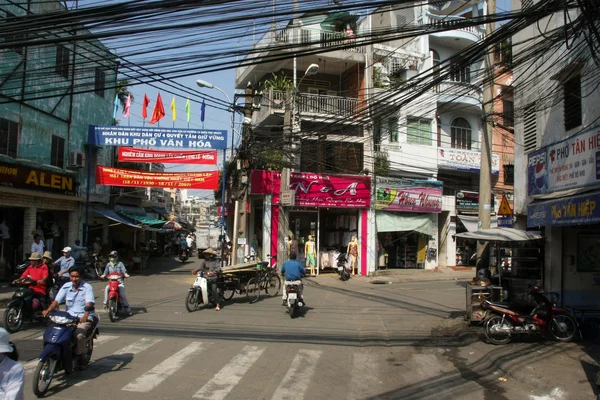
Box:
[426, 13, 484, 40]
[261, 90, 360, 118]
[433, 81, 482, 104]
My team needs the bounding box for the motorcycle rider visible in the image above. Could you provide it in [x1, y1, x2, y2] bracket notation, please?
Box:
[13, 252, 49, 310]
[0, 328, 25, 399]
[180, 235, 189, 258]
[54, 247, 76, 286]
[100, 251, 132, 315]
[281, 252, 306, 306]
[42, 265, 96, 369]
[186, 234, 194, 253]
[191, 248, 222, 311]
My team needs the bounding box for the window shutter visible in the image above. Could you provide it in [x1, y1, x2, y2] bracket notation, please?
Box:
[523, 103, 537, 152]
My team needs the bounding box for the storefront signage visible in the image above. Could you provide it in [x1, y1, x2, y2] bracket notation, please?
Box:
[527, 191, 600, 227]
[250, 170, 371, 208]
[438, 148, 500, 174]
[527, 126, 600, 195]
[497, 216, 513, 228]
[375, 177, 442, 213]
[0, 162, 76, 196]
[118, 147, 217, 164]
[96, 166, 219, 190]
[89, 126, 227, 149]
[456, 191, 480, 213]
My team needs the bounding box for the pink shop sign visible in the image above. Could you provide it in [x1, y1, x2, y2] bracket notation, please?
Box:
[250, 170, 371, 208]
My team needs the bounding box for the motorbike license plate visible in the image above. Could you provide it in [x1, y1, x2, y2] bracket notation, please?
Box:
[337, 267, 343, 271]
[288, 293, 297, 300]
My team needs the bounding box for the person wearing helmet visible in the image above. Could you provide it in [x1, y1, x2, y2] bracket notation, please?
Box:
[100, 251, 132, 315]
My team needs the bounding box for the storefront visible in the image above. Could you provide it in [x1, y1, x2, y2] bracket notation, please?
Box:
[375, 177, 441, 269]
[250, 170, 371, 276]
[0, 161, 82, 275]
[454, 191, 498, 266]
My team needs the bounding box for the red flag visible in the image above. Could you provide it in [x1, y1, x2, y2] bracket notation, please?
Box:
[142, 94, 151, 119]
[149, 93, 165, 124]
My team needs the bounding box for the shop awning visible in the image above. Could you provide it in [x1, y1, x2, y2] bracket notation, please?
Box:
[119, 212, 165, 227]
[114, 204, 146, 216]
[457, 215, 497, 232]
[376, 211, 432, 236]
[454, 228, 543, 242]
[92, 210, 142, 229]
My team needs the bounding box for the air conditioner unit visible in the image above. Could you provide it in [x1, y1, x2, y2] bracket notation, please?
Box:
[68, 151, 85, 168]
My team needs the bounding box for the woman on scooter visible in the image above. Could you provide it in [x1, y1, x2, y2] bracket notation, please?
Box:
[100, 251, 132, 315]
[13, 252, 49, 311]
[192, 248, 222, 311]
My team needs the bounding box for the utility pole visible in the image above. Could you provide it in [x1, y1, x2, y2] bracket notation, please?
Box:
[277, 89, 293, 268]
[477, 0, 496, 272]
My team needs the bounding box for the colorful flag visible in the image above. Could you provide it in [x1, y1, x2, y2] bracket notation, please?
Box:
[150, 93, 165, 124]
[142, 94, 150, 119]
[185, 98, 191, 123]
[112, 95, 119, 119]
[201, 100, 206, 122]
[123, 94, 131, 118]
[170, 96, 177, 121]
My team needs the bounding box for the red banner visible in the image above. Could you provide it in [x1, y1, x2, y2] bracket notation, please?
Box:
[118, 147, 217, 164]
[96, 166, 219, 190]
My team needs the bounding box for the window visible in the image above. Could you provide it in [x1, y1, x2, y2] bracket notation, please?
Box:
[4, 12, 23, 55]
[388, 118, 398, 142]
[564, 74, 581, 131]
[432, 49, 441, 92]
[55, 44, 70, 79]
[407, 117, 431, 145]
[94, 68, 105, 98]
[451, 64, 470, 83]
[523, 103, 537, 152]
[504, 164, 514, 185]
[51, 135, 65, 168]
[0, 118, 18, 158]
[451, 117, 472, 149]
[373, 120, 382, 151]
[502, 100, 514, 127]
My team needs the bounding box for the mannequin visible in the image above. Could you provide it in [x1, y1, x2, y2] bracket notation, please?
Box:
[305, 235, 316, 276]
[287, 233, 299, 261]
[347, 236, 359, 276]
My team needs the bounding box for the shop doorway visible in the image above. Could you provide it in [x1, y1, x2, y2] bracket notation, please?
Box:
[0, 207, 24, 274]
[289, 210, 318, 264]
[36, 210, 69, 260]
[378, 231, 428, 269]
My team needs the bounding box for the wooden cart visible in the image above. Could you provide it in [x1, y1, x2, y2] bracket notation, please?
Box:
[220, 261, 281, 303]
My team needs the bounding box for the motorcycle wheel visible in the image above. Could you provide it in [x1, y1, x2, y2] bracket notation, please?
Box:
[4, 306, 23, 333]
[33, 354, 57, 398]
[484, 315, 513, 345]
[185, 291, 200, 312]
[85, 337, 94, 365]
[550, 314, 578, 342]
[289, 303, 296, 319]
[264, 275, 281, 297]
[246, 278, 260, 304]
[94, 263, 103, 279]
[108, 299, 118, 322]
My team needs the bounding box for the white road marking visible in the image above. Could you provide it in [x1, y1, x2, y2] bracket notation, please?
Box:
[271, 349, 322, 400]
[349, 353, 380, 400]
[122, 341, 207, 393]
[193, 345, 266, 400]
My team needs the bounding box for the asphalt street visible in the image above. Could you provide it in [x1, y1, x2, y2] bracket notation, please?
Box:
[5, 257, 595, 399]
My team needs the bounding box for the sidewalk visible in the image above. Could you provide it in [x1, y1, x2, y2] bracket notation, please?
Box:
[368, 267, 475, 284]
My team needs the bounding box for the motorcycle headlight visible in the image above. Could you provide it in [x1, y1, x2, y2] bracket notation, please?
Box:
[49, 315, 73, 324]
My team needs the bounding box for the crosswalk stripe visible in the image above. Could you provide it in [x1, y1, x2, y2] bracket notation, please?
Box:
[193, 345, 266, 400]
[75, 337, 163, 387]
[271, 349, 322, 400]
[349, 353, 379, 400]
[122, 341, 207, 393]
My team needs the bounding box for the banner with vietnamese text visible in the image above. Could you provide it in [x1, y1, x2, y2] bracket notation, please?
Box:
[95, 166, 219, 190]
[118, 147, 217, 164]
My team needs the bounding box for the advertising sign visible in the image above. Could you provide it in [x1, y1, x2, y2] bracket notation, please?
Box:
[89, 126, 227, 149]
[375, 177, 442, 213]
[0, 161, 76, 196]
[250, 170, 371, 208]
[96, 166, 219, 190]
[118, 147, 217, 164]
[527, 126, 600, 195]
[438, 148, 500, 174]
[527, 191, 600, 227]
[456, 191, 480, 213]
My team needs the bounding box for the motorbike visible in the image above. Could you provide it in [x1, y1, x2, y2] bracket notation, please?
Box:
[482, 285, 579, 345]
[147, 239, 161, 257]
[32, 311, 98, 397]
[4, 278, 47, 333]
[179, 248, 190, 263]
[185, 270, 222, 312]
[284, 281, 303, 319]
[336, 253, 351, 281]
[103, 272, 127, 322]
[163, 242, 174, 257]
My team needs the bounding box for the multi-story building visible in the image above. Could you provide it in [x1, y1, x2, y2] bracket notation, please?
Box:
[512, 0, 600, 307]
[0, 0, 117, 269]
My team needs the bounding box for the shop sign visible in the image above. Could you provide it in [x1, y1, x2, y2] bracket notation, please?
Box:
[375, 177, 442, 213]
[95, 166, 219, 190]
[438, 148, 500, 174]
[89, 126, 227, 149]
[118, 147, 217, 164]
[0, 161, 76, 196]
[497, 216, 513, 228]
[250, 170, 371, 208]
[527, 191, 600, 227]
[280, 190, 295, 206]
[456, 191, 480, 213]
[527, 127, 600, 196]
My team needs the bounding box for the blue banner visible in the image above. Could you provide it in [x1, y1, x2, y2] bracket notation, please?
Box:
[527, 192, 600, 227]
[88, 126, 227, 149]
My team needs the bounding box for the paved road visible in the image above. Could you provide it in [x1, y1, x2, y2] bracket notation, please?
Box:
[4, 258, 588, 399]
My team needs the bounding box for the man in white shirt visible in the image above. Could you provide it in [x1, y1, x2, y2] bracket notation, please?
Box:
[0, 328, 24, 399]
[31, 234, 44, 255]
[186, 234, 194, 249]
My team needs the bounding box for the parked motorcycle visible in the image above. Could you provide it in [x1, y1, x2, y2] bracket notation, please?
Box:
[284, 282, 303, 319]
[32, 311, 98, 397]
[4, 278, 47, 333]
[482, 286, 579, 345]
[185, 270, 221, 312]
[336, 253, 350, 281]
[103, 272, 127, 322]
[179, 248, 190, 263]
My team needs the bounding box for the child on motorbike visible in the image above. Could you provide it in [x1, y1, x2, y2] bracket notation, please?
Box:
[99, 251, 132, 315]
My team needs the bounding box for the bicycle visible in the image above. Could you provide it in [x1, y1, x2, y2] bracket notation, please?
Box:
[257, 256, 280, 298]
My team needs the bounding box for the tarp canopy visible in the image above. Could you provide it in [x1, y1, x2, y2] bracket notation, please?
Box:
[453, 228, 543, 242]
[457, 215, 497, 232]
[376, 211, 432, 236]
[119, 212, 165, 227]
[92, 210, 142, 229]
